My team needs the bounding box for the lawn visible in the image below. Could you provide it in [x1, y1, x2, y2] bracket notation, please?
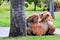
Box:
[0, 11, 10, 27]
[0, 11, 60, 28]
[53, 12, 60, 28]
[0, 35, 60, 40]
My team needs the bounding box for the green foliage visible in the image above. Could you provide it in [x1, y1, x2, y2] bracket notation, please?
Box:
[25, 2, 28, 8]
[0, 0, 3, 6]
[2, 0, 10, 2]
[0, 1, 10, 11]
[25, 0, 34, 4]
[25, 0, 49, 11]
[55, 0, 60, 7]
[6, 0, 10, 2]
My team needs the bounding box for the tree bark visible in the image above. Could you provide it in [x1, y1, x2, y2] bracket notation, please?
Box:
[50, 0, 54, 19]
[9, 0, 27, 37]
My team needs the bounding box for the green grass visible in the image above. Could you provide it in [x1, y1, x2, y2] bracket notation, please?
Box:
[0, 11, 10, 27]
[0, 11, 60, 28]
[0, 35, 60, 40]
[53, 12, 60, 28]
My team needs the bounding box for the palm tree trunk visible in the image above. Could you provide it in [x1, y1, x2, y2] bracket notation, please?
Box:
[9, 0, 27, 37]
[50, 0, 54, 19]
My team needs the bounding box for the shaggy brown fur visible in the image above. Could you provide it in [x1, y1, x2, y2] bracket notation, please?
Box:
[27, 13, 40, 22]
[40, 11, 55, 35]
[40, 11, 53, 22]
[27, 11, 55, 36]
[27, 13, 47, 35]
[26, 13, 41, 27]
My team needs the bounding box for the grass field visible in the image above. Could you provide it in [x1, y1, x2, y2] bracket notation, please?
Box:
[0, 11, 60, 28]
[0, 35, 60, 40]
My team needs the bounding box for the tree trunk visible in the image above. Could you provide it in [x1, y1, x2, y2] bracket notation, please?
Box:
[50, 0, 54, 19]
[34, 2, 36, 11]
[34, 0, 38, 11]
[9, 0, 27, 37]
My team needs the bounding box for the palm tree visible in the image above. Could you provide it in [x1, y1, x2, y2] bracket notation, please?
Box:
[50, 0, 54, 19]
[9, 0, 27, 37]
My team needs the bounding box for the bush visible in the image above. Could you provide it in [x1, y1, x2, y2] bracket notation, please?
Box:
[25, 2, 28, 8]
[0, 1, 10, 11]
[54, 0, 60, 7]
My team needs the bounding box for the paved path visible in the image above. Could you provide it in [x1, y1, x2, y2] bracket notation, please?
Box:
[0, 27, 10, 37]
[0, 27, 60, 37]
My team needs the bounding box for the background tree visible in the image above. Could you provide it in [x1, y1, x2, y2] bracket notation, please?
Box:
[25, 0, 49, 11]
[34, 0, 39, 11]
[50, 0, 54, 18]
[26, 0, 39, 11]
[0, 0, 2, 6]
[9, 0, 27, 37]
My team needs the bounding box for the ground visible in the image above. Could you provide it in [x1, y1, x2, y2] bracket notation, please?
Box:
[0, 35, 60, 40]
